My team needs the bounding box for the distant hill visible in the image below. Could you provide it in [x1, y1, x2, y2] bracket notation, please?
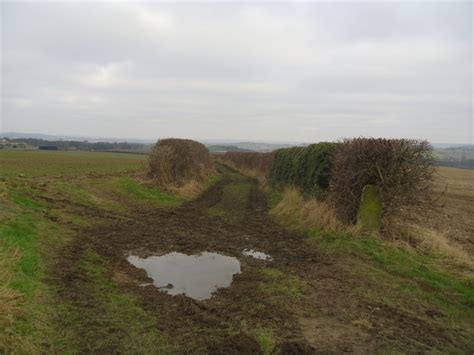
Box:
[434, 145, 474, 169]
[1, 132, 155, 144]
[207, 145, 252, 153]
[204, 141, 298, 152]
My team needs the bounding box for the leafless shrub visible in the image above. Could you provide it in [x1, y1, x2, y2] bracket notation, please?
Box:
[329, 138, 435, 226]
[148, 138, 213, 187]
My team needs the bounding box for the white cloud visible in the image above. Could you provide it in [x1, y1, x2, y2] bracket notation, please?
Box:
[76, 62, 131, 88]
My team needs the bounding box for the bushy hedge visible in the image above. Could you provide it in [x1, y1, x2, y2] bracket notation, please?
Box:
[269, 143, 338, 197]
[149, 138, 213, 187]
[329, 138, 434, 224]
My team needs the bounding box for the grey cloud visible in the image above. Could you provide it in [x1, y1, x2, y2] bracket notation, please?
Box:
[1, 1, 472, 143]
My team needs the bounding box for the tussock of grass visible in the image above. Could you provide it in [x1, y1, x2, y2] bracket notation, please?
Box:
[237, 320, 277, 355]
[251, 327, 276, 355]
[399, 223, 474, 268]
[169, 173, 221, 199]
[270, 187, 344, 233]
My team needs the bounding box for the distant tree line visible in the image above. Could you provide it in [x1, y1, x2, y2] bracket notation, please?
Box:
[1, 138, 151, 153]
[434, 160, 474, 169]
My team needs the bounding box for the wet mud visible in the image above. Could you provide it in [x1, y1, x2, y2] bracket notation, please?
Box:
[49, 166, 464, 353]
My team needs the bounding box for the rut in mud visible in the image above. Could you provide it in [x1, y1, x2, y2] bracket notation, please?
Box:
[50, 165, 464, 353]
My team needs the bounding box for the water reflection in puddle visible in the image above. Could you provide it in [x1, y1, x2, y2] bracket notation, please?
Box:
[242, 249, 273, 261]
[127, 252, 241, 301]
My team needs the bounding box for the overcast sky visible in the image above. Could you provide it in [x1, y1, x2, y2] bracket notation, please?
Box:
[1, 1, 472, 143]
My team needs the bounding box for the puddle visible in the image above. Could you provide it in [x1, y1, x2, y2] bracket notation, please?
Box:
[127, 252, 241, 301]
[242, 248, 273, 261]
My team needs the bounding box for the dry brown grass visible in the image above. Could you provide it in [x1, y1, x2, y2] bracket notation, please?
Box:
[271, 168, 473, 268]
[389, 167, 474, 267]
[168, 179, 207, 199]
[270, 187, 344, 233]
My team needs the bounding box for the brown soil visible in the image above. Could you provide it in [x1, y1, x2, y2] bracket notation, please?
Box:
[49, 166, 468, 353]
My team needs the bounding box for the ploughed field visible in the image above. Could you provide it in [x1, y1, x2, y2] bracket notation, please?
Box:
[1, 151, 473, 353]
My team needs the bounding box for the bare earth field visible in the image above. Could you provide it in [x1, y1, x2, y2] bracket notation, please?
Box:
[1, 151, 473, 353]
[433, 167, 474, 255]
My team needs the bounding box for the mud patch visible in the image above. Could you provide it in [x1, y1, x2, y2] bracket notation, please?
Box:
[208, 332, 263, 354]
[127, 251, 241, 300]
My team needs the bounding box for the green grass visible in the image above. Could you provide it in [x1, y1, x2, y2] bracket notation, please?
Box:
[0, 150, 181, 352]
[237, 320, 277, 355]
[0, 194, 70, 353]
[8, 190, 43, 210]
[67, 248, 172, 353]
[0, 150, 146, 177]
[252, 327, 276, 355]
[105, 177, 183, 207]
[203, 173, 221, 190]
[0, 213, 41, 296]
[265, 189, 283, 209]
[207, 182, 251, 223]
[259, 268, 306, 300]
[307, 230, 474, 318]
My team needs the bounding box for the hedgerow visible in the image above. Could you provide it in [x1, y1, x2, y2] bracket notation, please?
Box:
[218, 138, 435, 230]
[219, 151, 275, 177]
[269, 143, 337, 197]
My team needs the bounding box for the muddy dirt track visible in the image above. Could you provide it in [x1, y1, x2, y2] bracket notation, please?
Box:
[50, 166, 463, 354]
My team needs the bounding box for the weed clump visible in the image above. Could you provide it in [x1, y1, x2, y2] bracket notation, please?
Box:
[148, 139, 214, 190]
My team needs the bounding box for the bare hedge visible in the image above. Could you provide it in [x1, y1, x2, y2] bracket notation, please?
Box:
[220, 151, 275, 177]
[148, 138, 213, 187]
[329, 138, 435, 224]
